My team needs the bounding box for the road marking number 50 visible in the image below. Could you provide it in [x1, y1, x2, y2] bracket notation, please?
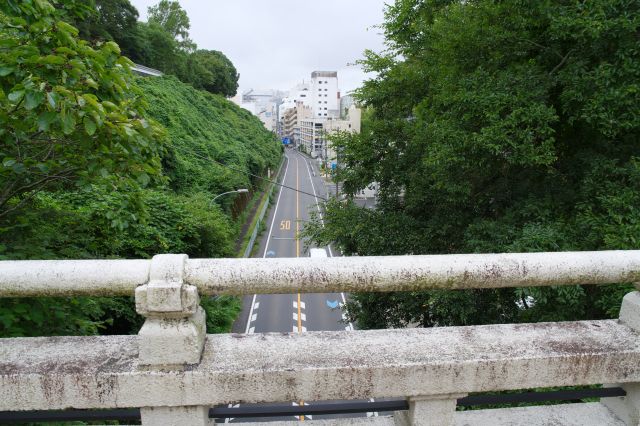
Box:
[280, 220, 291, 230]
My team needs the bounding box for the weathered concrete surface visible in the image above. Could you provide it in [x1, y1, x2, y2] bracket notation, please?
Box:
[140, 405, 212, 425]
[603, 292, 640, 425]
[136, 255, 206, 367]
[2, 251, 639, 297]
[0, 259, 148, 296]
[229, 403, 626, 426]
[455, 402, 625, 425]
[248, 418, 394, 426]
[394, 395, 464, 426]
[2, 320, 640, 410]
[137, 306, 206, 366]
[186, 250, 640, 294]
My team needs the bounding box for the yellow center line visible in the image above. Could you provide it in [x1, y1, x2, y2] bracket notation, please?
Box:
[295, 156, 305, 421]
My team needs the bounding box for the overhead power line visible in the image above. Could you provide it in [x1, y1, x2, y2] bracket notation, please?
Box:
[171, 145, 329, 202]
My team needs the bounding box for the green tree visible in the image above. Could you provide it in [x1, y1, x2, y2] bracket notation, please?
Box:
[147, 0, 194, 52]
[307, 0, 640, 329]
[130, 21, 187, 75]
[72, 0, 143, 60]
[0, 0, 165, 221]
[188, 49, 239, 97]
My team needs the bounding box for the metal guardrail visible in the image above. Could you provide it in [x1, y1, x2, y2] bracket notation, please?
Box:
[131, 63, 163, 77]
[242, 158, 286, 258]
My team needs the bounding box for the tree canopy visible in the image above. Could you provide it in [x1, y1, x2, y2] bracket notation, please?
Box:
[0, 0, 164, 222]
[63, 0, 239, 97]
[188, 50, 239, 98]
[306, 0, 640, 328]
[147, 0, 193, 51]
[0, 1, 280, 337]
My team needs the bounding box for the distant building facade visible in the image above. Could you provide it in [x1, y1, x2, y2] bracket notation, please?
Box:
[231, 89, 285, 132]
[278, 71, 361, 163]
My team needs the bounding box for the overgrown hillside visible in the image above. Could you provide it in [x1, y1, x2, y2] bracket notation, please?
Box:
[1, 64, 280, 335]
[138, 76, 281, 197]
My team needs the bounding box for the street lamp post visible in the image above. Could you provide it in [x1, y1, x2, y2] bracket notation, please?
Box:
[211, 189, 249, 205]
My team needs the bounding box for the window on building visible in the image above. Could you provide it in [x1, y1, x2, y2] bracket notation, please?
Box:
[324, 113, 327, 116]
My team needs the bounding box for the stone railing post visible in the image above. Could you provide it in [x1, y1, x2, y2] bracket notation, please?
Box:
[603, 289, 640, 425]
[394, 394, 465, 426]
[135, 254, 211, 425]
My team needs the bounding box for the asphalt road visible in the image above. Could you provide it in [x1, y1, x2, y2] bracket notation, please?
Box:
[226, 149, 378, 423]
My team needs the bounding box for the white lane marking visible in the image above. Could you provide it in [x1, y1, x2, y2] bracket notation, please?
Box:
[254, 302, 259, 310]
[302, 157, 333, 256]
[224, 403, 240, 423]
[291, 401, 312, 420]
[293, 312, 307, 322]
[292, 325, 307, 332]
[251, 313, 257, 322]
[293, 301, 306, 310]
[244, 295, 258, 335]
[369, 398, 379, 417]
[244, 154, 291, 334]
[249, 327, 254, 334]
[303, 156, 354, 331]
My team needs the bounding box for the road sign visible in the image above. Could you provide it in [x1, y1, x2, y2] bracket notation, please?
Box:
[282, 137, 291, 145]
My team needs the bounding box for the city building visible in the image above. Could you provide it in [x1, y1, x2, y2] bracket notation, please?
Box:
[231, 89, 285, 132]
[279, 71, 360, 162]
[310, 71, 340, 119]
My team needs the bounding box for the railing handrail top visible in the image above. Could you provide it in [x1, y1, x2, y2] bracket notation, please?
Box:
[1, 250, 639, 297]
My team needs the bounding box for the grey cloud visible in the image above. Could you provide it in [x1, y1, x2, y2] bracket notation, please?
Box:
[130, 0, 386, 93]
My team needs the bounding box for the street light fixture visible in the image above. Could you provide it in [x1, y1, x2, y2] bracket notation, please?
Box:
[211, 188, 249, 205]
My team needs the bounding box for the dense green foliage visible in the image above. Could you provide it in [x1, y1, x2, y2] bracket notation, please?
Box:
[137, 75, 280, 198]
[147, 0, 194, 51]
[0, 0, 164, 222]
[71, 0, 239, 97]
[187, 50, 240, 97]
[306, 0, 640, 329]
[0, 1, 281, 337]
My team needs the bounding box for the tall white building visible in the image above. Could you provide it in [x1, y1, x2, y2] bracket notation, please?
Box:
[310, 71, 340, 119]
[278, 71, 361, 162]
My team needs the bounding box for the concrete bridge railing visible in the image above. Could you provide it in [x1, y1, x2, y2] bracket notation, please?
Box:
[1, 251, 640, 425]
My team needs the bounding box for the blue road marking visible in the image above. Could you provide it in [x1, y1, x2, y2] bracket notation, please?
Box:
[326, 300, 339, 309]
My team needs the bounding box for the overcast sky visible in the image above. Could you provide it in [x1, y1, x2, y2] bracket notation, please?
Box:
[129, 0, 388, 95]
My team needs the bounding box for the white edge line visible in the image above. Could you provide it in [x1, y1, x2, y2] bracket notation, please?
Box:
[244, 154, 290, 334]
[303, 157, 354, 331]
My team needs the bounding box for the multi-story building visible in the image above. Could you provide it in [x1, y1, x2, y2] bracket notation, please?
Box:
[279, 71, 361, 161]
[299, 104, 361, 161]
[231, 89, 285, 132]
[282, 101, 312, 146]
[311, 71, 340, 119]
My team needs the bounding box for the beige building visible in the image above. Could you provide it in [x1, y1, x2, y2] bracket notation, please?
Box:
[299, 104, 361, 162]
[282, 102, 312, 146]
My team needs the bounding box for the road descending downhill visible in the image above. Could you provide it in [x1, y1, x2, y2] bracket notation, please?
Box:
[228, 149, 375, 423]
